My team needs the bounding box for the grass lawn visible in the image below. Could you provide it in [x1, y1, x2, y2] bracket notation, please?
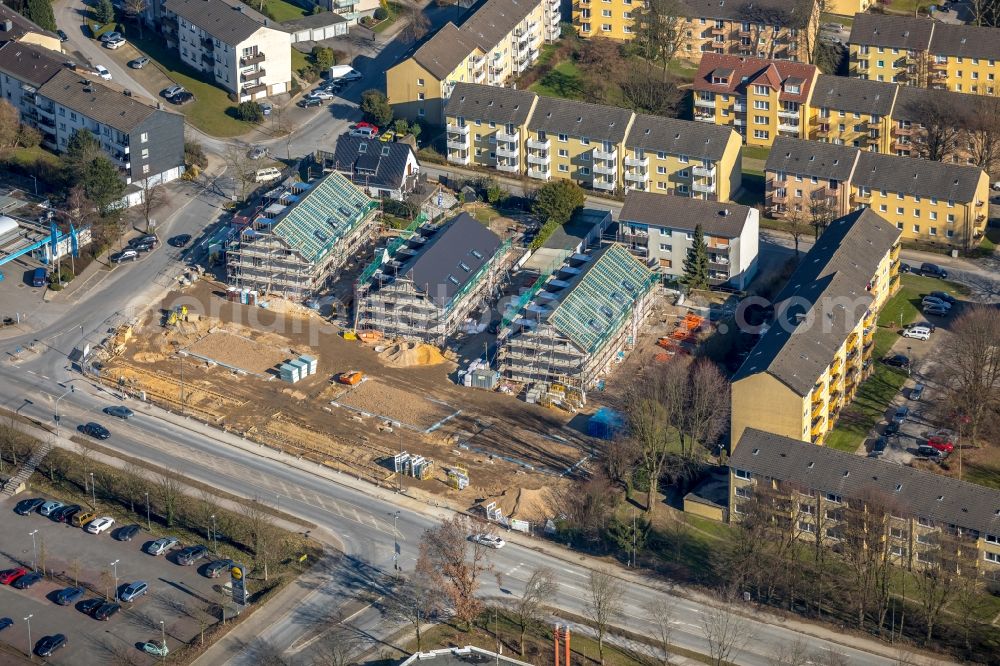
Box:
[531, 58, 586, 99]
[290, 47, 310, 78]
[820, 11, 854, 27]
[667, 58, 698, 80]
[4, 145, 62, 170]
[876, 273, 969, 329]
[742, 145, 771, 161]
[258, 0, 308, 21]
[883, 0, 933, 15]
[372, 1, 405, 33]
[965, 458, 1000, 490]
[127, 32, 255, 138]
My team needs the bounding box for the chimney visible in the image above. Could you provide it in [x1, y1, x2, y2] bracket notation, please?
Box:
[3, 20, 13, 32]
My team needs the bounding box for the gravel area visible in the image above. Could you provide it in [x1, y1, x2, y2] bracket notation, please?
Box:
[333, 379, 459, 431]
[185, 331, 290, 375]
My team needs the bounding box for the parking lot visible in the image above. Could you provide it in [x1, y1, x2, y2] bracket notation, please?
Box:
[0, 496, 232, 664]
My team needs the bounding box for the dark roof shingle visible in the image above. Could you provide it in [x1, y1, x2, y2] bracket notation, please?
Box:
[0, 40, 65, 88]
[848, 12, 934, 50]
[528, 96, 633, 143]
[929, 22, 1000, 60]
[37, 69, 171, 133]
[328, 135, 415, 192]
[408, 22, 480, 79]
[164, 0, 274, 45]
[854, 151, 984, 202]
[404, 213, 503, 306]
[732, 429, 1000, 536]
[811, 74, 898, 117]
[625, 113, 735, 161]
[678, 0, 815, 28]
[619, 192, 752, 238]
[0, 3, 59, 41]
[765, 136, 859, 182]
[461, 0, 539, 51]
[445, 82, 537, 125]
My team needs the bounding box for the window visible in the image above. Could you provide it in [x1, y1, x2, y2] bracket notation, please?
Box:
[879, 205, 887, 213]
[657, 166, 666, 174]
[799, 502, 815, 515]
[558, 133, 568, 142]
[602, 8, 611, 15]
[752, 84, 769, 95]
[677, 184, 689, 194]
[913, 224, 920, 234]
[987, 534, 1000, 545]
[659, 243, 671, 251]
[929, 227, 937, 236]
[417, 92, 425, 100]
[418, 108, 426, 117]
[986, 552, 1000, 564]
[417, 78, 424, 86]
[140, 132, 148, 143]
[896, 207, 904, 215]
[918, 516, 933, 527]
[678, 154, 689, 164]
[656, 181, 667, 190]
[753, 129, 770, 140]
[825, 493, 842, 503]
[580, 167, 590, 175]
[678, 170, 689, 178]
[890, 526, 905, 539]
[558, 164, 568, 172]
[913, 209, 920, 218]
[754, 115, 768, 125]
[142, 164, 150, 174]
[601, 23, 612, 31]
[735, 486, 752, 499]
[929, 211, 937, 221]
[799, 521, 816, 533]
[947, 214, 956, 223]
[141, 149, 149, 159]
[891, 545, 907, 557]
[753, 100, 770, 110]
[558, 149, 569, 157]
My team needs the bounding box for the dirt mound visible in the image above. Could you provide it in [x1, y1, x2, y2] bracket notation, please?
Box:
[133, 352, 166, 363]
[379, 342, 447, 367]
[489, 486, 555, 523]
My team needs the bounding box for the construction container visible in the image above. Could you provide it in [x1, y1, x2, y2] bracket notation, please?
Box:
[279, 362, 300, 383]
[470, 368, 500, 390]
[288, 358, 309, 379]
[299, 354, 318, 375]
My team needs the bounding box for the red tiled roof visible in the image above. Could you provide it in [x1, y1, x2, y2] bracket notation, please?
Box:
[692, 54, 819, 104]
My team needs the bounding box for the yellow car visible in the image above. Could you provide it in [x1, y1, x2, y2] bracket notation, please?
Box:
[71, 511, 96, 528]
[379, 130, 395, 143]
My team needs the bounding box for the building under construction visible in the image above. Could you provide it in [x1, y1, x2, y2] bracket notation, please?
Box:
[354, 212, 511, 345]
[498, 243, 656, 397]
[226, 172, 379, 300]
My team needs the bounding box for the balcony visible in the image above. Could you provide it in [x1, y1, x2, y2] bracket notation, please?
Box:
[892, 140, 914, 153]
[778, 108, 799, 119]
[769, 191, 787, 203]
[778, 122, 801, 134]
[496, 129, 519, 143]
[527, 152, 550, 165]
[447, 123, 471, 136]
[852, 191, 871, 203]
[866, 134, 880, 145]
[893, 125, 913, 136]
[448, 150, 470, 166]
[593, 147, 617, 161]
[527, 137, 550, 151]
[242, 83, 266, 96]
[692, 180, 716, 193]
[811, 417, 826, 436]
[240, 53, 265, 67]
[496, 144, 519, 158]
[202, 52, 214, 64]
[592, 179, 615, 191]
[592, 162, 616, 175]
[624, 170, 649, 183]
[694, 113, 715, 123]
[930, 60, 947, 70]
[497, 161, 519, 173]
[624, 155, 648, 168]
[692, 164, 715, 178]
[694, 97, 716, 109]
[710, 26, 726, 35]
[473, 68, 486, 84]
[733, 101, 747, 112]
[447, 137, 470, 150]
[527, 168, 550, 180]
[241, 68, 265, 82]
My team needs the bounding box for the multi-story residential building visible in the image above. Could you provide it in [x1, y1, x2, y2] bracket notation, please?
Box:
[765, 137, 990, 247]
[310, 0, 379, 25]
[617, 192, 759, 289]
[443, 83, 742, 198]
[692, 54, 818, 148]
[825, 0, 873, 17]
[849, 13, 1000, 96]
[161, 0, 291, 101]
[730, 208, 900, 450]
[226, 172, 379, 300]
[729, 428, 1000, 574]
[0, 3, 62, 52]
[354, 212, 512, 344]
[0, 40, 65, 121]
[809, 74, 897, 152]
[316, 134, 420, 200]
[498, 243, 655, 396]
[574, 0, 819, 63]
[386, 0, 560, 124]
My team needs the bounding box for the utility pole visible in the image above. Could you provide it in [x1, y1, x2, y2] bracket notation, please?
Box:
[392, 510, 400, 571]
[24, 614, 32, 663]
[54, 386, 75, 439]
[145, 491, 151, 530]
[110, 560, 119, 602]
[29, 530, 38, 571]
[211, 514, 218, 553]
[90, 472, 96, 506]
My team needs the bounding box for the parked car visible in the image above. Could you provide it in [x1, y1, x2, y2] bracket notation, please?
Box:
[902, 325, 931, 341]
[925, 436, 955, 453]
[31, 266, 47, 287]
[168, 234, 192, 247]
[115, 524, 142, 541]
[0, 568, 28, 585]
[52, 504, 82, 522]
[923, 303, 949, 317]
[920, 296, 952, 311]
[883, 354, 910, 369]
[909, 383, 925, 401]
[169, 91, 194, 105]
[128, 56, 150, 69]
[129, 234, 158, 247]
[82, 422, 111, 439]
[14, 498, 46, 515]
[892, 405, 910, 424]
[0, 618, 11, 632]
[104, 36, 126, 49]
[248, 146, 269, 160]
[103, 405, 134, 420]
[94, 65, 112, 80]
[470, 534, 506, 549]
[203, 559, 234, 578]
[99, 31, 122, 43]
[13, 572, 43, 589]
[308, 89, 335, 100]
[57, 29, 68, 42]
[349, 125, 378, 139]
[176, 544, 208, 565]
[71, 511, 96, 527]
[146, 537, 178, 556]
[78, 598, 104, 614]
[898, 263, 912, 274]
[94, 602, 121, 620]
[86, 516, 116, 534]
[868, 436, 888, 458]
[143, 641, 169, 657]
[35, 634, 67, 658]
[883, 420, 900, 437]
[920, 262, 948, 278]
[38, 500, 65, 517]
[119, 581, 148, 602]
[111, 249, 138, 263]
[905, 320, 936, 333]
[54, 587, 86, 606]
[928, 290, 956, 305]
[161, 85, 185, 99]
[297, 97, 322, 108]
[916, 444, 946, 460]
[259, 102, 272, 116]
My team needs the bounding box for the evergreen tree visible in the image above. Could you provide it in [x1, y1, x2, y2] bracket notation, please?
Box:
[95, 0, 115, 25]
[79, 156, 126, 215]
[65, 129, 102, 178]
[680, 223, 711, 292]
[24, 0, 56, 31]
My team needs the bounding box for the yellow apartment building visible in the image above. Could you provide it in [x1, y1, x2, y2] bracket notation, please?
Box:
[386, 0, 560, 123]
[573, 0, 819, 63]
[729, 429, 1000, 575]
[692, 54, 818, 148]
[825, 0, 872, 17]
[764, 138, 858, 217]
[809, 74, 896, 153]
[730, 208, 900, 450]
[849, 13, 1000, 96]
[443, 82, 743, 197]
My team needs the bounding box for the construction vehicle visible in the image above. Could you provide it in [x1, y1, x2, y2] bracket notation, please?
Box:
[163, 305, 188, 327]
[336, 371, 364, 386]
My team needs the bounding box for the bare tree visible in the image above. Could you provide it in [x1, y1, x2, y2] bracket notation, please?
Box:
[140, 180, 163, 233]
[840, 490, 895, 634]
[240, 498, 279, 581]
[123, 0, 147, 37]
[69, 558, 82, 587]
[585, 568, 625, 664]
[225, 144, 258, 203]
[415, 514, 493, 629]
[682, 359, 729, 455]
[633, 0, 686, 71]
[783, 207, 810, 255]
[618, 68, 681, 116]
[507, 567, 557, 655]
[118, 462, 148, 513]
[935, 308, 1000, 449]
[310, 624, 360, 666]
[962, 96, 1000, 174]
[702, 590, 751, 666]
[383, 573, 442, 652]
[0, 100, 19, 153]
[901, 93, 964, 162]
[770, 639, 811, 666]
[645, 598, 675, 666]
[806, 196, 837, 239]
[155, 472, 182, 527]
[603, 435, 641, 499]
[399, 7, 431, 43]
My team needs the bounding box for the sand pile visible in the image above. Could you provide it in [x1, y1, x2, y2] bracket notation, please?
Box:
[380, 342, 447, 367]
[490, 487, 554, 523]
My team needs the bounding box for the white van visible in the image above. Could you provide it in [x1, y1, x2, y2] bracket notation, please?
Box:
[902, 325, 931, 341]
[255, 167, 282, 183]
[327, 65, 362, 82]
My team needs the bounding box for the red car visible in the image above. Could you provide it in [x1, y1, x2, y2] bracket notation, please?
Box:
[0, 568, 28, 585]
[926, 436, 955, 453]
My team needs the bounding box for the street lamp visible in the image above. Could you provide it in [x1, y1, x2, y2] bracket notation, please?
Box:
[54, 386, 74, 439]
[160, 620, 166, 663]
[110, 560, 119, 602]
[28, 530, 38, 571]
[89, 472, 96, 506]
[24, 614, 33, 662]
[392, 511, 400, 571]
[210, 514, 217, 553]
[145, 492, 151, 530]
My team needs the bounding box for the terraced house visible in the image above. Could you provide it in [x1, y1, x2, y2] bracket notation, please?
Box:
[848, 13, 1000, 96]
[443, 83, 742, 198]
[573, 0, 818, 62]
[808, 74, 897, 153]
[730, 208, 901, 450]
[729, 429, 1000, 574]
[692, 54, 818, 148]
[160, 0, 292, 101]
[386, 0, 560, 123]
[765, 138, 990, 248]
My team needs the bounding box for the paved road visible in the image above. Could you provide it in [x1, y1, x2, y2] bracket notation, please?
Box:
[54, 0, 148, 92]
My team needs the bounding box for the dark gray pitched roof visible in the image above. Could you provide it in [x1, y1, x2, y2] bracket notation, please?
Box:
[37, 69, 170, 133]
[404, 213, 503, 306]
[929, 22, 1000, 61]
[407, 22, 480, 80]
[330, 135, 415, 192]
[765, 137, 859, 182]
[811, 74, 898, 117]
[619, 192, 752, 239]
[848, 12, 934, 50]
[0, 3, 60, 41]
[164, 0, 275, 45]
[445, 83, 536, 125]
[732, 429, 1000, 537]
[461, 0, 538, 51]
[678, 0, 814, 28]
[625, 114, 734, 161]
[0, 40, 65, 88]
[854, 151, 984, 202]
[733, 209, 900, 396]
[528, 96, 633, 143]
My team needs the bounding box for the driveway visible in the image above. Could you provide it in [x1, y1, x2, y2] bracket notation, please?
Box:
[54, 0, 150, 94]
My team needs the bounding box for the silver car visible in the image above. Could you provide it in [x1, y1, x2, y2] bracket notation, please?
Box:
[145, 537, 178, 556]
[38, 500, 65, 517]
